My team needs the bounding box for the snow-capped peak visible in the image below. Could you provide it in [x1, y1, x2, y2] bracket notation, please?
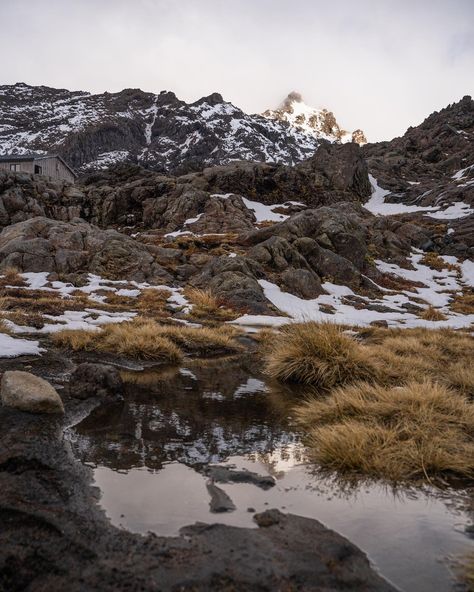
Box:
[262, 92, 366, 145]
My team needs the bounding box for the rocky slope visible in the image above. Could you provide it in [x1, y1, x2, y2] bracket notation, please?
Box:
[262, 92, 367, 144]
[0, 83, 324, 174]
[0, 93, 472, 322]
[361, 95, 474, 253]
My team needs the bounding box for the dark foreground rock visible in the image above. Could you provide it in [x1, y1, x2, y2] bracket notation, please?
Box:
[0, 398, 396, 591]
[69, 363, 124, 401]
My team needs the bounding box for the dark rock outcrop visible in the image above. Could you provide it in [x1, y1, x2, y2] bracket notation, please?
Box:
[0, 216, 172, 283]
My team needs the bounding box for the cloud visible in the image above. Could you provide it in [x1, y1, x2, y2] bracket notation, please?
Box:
[0, 0, 473, 141]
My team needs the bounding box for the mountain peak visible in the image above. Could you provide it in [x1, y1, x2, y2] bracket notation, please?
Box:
[263, 93, 367, 145]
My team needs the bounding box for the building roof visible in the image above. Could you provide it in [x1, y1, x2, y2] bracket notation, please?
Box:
[0, 153, 77, 178]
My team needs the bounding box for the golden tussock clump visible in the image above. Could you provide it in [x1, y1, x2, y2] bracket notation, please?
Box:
[151, 324, 242, 355]
[450, 291, 474, 315]
[372, 328, 474, 395]
[0, 266, 27, 287]
[462, 553, 474, 591]
[51, 318, 242, 360]
[420, 251, 459, 272]
[419, 305, 447, 321]
[264, 322, 380, 389]
[184, 287, 239, 320]
[137, 288, 172, 313]
[52, 322, 182, 362]
[296, 380, 474, 482]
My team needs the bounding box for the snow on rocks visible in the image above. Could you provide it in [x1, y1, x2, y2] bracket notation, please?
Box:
[232, 250, 474, 330]
[425, 202, 474, 220]
[364, 175, 437, 216]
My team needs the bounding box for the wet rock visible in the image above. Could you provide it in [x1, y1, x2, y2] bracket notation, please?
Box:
[69, 363, 124, 401]
[253, 509, 282, 527]
[206, 465, 276, 490]
[1, 370, 64, 414]
[248, 236, 309, 271]
[206, 481, 236, 513]
[147, 190, 256, 235]
[294, 236, 363, 288]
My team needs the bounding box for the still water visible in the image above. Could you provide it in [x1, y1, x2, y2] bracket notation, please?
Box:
[68, 358, 473, 592]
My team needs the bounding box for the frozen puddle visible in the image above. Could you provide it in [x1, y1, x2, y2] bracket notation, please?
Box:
[68, 361, 473, 592]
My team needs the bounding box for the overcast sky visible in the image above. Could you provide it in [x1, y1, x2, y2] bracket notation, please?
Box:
[1, 0, 473, 141]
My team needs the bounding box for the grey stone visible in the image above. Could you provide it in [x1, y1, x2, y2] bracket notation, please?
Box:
[1, 371, 64, 414]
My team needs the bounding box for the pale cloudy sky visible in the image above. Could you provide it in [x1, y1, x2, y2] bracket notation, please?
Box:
[1, 0, 473, 141]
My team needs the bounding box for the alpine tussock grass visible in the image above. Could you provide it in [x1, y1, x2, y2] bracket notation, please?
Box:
[266, 321, 474, 482]
[264, 322, 380, 389]
[296, 380, 474, 482]
[52, 318, 242, 360]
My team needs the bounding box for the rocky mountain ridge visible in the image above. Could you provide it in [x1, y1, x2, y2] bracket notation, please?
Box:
[1, 83, 329, 174]
[262, 91, 367, 145]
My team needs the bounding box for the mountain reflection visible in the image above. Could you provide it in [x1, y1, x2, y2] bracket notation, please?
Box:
[70, 357, 304, 473]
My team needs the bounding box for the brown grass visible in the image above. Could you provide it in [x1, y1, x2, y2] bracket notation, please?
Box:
[296, 380, 474, 482]
[0, 266, 26, 287]
[51, 318, 242, 360]
[0, 317, 13, 335]
[450, 291, 474, 315]
[52, 321, 182, 362]
[420, 251, 459, 272]
[148, 324, 242, 355]
[184, 287, 239, 320]
[137, 288, 171, 314]
[419, 305, 447, 321]
[264, 322, 380, 389]
[462, 553, 474, 591]
[371, 328, 474, 395]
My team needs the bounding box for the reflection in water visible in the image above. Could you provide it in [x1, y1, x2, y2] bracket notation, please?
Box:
[69, 358, 474, 592]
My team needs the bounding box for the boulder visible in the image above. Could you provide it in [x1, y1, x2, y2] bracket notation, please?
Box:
[69, 363, 124, 400]
[192, 255, 272, 314]
[1, 371, 64, 414]
[280, 268, 324, 298]
[0, 216, 172, 283]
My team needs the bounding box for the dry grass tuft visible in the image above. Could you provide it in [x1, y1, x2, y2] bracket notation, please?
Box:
[0, 317, 13, 335]
[296, 380, 474, 482]
[371, 328, 474, 394]
[151, 324, 242, 355]
[52, 321, 182, 362]
[264, 322, 380, 389]
[419, 305, 447, 321]
[52, 328, 98, 352]
[462, 553, 474, 591]
[420, 251, 459, 272]
[450, 291, 474, 315]
[0, 266, 27, 287]
[185, 287, 221, 312]
[185, 287, 239, 320]
[51, 318, 242, 360]
[137, 288, 171, 314]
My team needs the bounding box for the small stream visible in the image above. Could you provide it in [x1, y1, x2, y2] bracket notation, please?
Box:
[68, 357, 474, 592]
